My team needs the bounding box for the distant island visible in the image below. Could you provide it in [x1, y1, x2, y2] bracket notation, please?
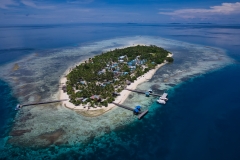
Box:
[59, 45, 173, 114]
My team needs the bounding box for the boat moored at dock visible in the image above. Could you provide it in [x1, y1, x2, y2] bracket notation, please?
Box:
[157, 99, 166, 104]
[157, 93, 168, 104]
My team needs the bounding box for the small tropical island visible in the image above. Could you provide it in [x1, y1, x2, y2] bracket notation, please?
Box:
[60, 45, 173, 115]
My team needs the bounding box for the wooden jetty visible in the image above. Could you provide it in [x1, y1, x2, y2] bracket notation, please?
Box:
[138, 110, 148, 120]
[125, 88, 162, 97]
[112, 102, 148, 119]
[20, 99, 68, 107]
[112, 102, 134, 111]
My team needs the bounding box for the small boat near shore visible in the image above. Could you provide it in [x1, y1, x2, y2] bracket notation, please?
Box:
[15, 104, 21, 110]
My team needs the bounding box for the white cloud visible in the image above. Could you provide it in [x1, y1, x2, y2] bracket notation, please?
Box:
[0, 0, 18, 9]
[21, 0, 55, 9]
[159, 2, 240, 19]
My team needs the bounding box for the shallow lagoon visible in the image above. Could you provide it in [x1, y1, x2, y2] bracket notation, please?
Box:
[0, 34, 234, 159]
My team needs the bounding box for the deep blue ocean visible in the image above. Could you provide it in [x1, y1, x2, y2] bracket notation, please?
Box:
[0, 23, 240, 159]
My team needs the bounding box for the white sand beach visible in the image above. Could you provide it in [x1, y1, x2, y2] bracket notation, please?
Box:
[59, 51, 172, 116]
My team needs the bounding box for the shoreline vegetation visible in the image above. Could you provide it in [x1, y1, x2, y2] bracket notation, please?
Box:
[59, 45, 173, 117]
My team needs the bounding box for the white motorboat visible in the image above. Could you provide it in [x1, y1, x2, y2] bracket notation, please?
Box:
[157, 99, 166, 104]
[157, 93, 168, 104]
[15, 104, 21, 110]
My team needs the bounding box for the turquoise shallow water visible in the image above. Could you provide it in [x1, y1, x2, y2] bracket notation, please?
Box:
[0, 24, 240, 159]
[0, 80, 18, 140]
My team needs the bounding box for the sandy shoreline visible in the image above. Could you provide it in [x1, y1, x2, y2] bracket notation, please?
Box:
[59, 50, 172, 116]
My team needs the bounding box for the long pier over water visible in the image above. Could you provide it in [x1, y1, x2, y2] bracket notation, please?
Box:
[112, 102, 135, 111]
[125, 88, 162, 97]
[112, 102, 148, 119]
[20, 99, 68, 107]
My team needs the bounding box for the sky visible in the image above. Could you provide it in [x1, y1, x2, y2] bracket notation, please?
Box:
[0, 0, 240, 24]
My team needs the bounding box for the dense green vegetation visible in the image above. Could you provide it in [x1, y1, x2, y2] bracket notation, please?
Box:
[165, 57, 174, 62]
[65, 45, 172, 107]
